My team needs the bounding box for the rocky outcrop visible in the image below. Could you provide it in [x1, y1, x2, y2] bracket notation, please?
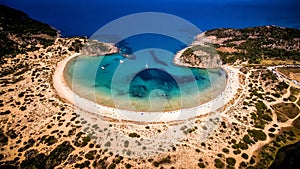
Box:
[173, 33, 222, 68]
[81, 40, 119, 56]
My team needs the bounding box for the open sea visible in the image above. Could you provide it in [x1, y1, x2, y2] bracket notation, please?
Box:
[1, 0, 300, 37]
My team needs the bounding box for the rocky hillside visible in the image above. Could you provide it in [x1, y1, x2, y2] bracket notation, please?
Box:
[205, 26, 300, 64]
[177, 26, 300, 66]
[174, 44, 222, 68]
[0, 4, 58, 58]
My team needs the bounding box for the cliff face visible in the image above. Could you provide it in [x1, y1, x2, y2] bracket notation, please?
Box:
[0, 4, 58, 58]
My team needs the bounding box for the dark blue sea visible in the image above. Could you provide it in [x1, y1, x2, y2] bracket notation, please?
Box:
[1, 0, 300, 37]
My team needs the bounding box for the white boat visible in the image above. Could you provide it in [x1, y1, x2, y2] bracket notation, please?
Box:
[145, 64, 149, 69]
[119, 60, 124, 64]
[122, 54, 129, 57]
[101, 66, 105, 70]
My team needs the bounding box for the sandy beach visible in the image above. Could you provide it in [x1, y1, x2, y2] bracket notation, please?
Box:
[53, 53, 240, 123]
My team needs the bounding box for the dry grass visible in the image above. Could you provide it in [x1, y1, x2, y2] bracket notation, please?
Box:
[290, 87, 300, 96]
[292, 116, 300, 128]
[260, 59, 300, 65]
[273, 103, 299, 122]
[277, 67, 300, 82]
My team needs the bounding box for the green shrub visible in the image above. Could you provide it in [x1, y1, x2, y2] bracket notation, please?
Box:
[232, 144, 239, 149]
[0, 129, 8, 147]
[243, 135, 252, 144]
[262, 114, 272, 121]
[255, 101, 267, 113]
[153, 161, 159, 167]
[233, 149, 241, 155]
[226, 157, 236, 166]
[104, 141, 111, 147]
[108, 163, 116, 169]
[158, 156, 171, 164]
[7, 129, 17, 139]
[272, 93, 281, 98]
[128, 132, 140, 138]
[125, 163, 131, 169]
[288, 95, 297, 102]
[248, 129, 267, 141]
[221, 121, 227, 128]
[124, 140, 129, 148]
[152, 156, 171, 167]
[217, 153, 223, 157]
[21, 141, 74, 169]
[214, 159, 224, 168]
[240, 161, 247, 167]
[239, 142, 249, 150]
[222, 148, 229, 154]
[250, 157, 255, 164]
[182, 48, 193, 56]
[276, 81, 288, 91]
[268, 128, 276, 132]
[242, 153, 249, 159]
[198, 162, 205, 168]
[85, 150, 96, 160]
[268, 133, 275, 138]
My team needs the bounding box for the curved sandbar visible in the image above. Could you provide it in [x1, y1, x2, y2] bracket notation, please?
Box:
[53, 53, 240, 123]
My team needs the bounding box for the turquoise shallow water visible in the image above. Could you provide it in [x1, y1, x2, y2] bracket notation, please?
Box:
[64, 34, 226, 111]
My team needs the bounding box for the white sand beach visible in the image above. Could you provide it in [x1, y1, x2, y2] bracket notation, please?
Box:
[53, 53, 240, 123]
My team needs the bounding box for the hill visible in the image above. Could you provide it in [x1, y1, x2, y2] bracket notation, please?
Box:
[205, 26, 300, 64]
[0, 4, 58, 58]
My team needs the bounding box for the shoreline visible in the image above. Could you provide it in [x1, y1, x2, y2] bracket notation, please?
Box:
[173, 47, 193, 68]
[53, 53, 240, 123]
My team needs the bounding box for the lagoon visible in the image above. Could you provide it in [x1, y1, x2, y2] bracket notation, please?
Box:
[63, 34, 226, 111]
